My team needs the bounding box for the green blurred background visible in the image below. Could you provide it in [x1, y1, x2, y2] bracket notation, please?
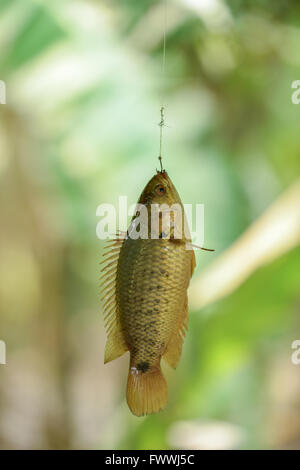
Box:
[0, 0, 300, 450]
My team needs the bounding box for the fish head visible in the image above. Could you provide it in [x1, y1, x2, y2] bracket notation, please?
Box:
[138, 171, 182, 207]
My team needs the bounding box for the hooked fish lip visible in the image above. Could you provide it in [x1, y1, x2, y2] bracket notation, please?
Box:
[157, 169, 168, 180]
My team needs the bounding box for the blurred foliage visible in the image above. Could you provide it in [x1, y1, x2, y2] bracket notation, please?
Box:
[0, 0, 299, 449]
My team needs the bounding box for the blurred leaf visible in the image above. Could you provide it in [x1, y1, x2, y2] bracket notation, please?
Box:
[3, 4, 66, 70]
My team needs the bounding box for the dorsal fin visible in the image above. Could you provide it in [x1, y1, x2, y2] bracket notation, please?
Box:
[100, 233, 128, 363]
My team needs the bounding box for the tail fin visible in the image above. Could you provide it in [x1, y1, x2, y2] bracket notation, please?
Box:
[126, 363, 168, 417]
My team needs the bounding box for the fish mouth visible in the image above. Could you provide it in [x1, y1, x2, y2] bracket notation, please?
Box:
[161, 170, 169, 181]
[156, 169, 170, 184]
[157, 169, 168, 178]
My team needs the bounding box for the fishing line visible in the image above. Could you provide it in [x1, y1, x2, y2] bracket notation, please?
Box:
[158, 0, 167, 172]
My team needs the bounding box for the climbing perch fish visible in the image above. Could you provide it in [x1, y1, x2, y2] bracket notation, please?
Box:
[101, 170, 196, 416]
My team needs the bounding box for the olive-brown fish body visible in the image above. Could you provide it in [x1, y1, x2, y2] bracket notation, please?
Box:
[101, 171, 195, 416]
[118, 237, 192, 371]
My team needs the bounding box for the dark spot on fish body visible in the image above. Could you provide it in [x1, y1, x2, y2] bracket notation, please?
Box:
[137, 361, 150, 373]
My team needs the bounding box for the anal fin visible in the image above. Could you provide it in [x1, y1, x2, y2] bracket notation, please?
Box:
[163, 295, 188, 369]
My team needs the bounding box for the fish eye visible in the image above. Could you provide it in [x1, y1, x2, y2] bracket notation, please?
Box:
[155, 184, 166, 196]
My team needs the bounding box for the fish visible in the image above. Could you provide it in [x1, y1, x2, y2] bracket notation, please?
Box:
[101, 170, 196, 416]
